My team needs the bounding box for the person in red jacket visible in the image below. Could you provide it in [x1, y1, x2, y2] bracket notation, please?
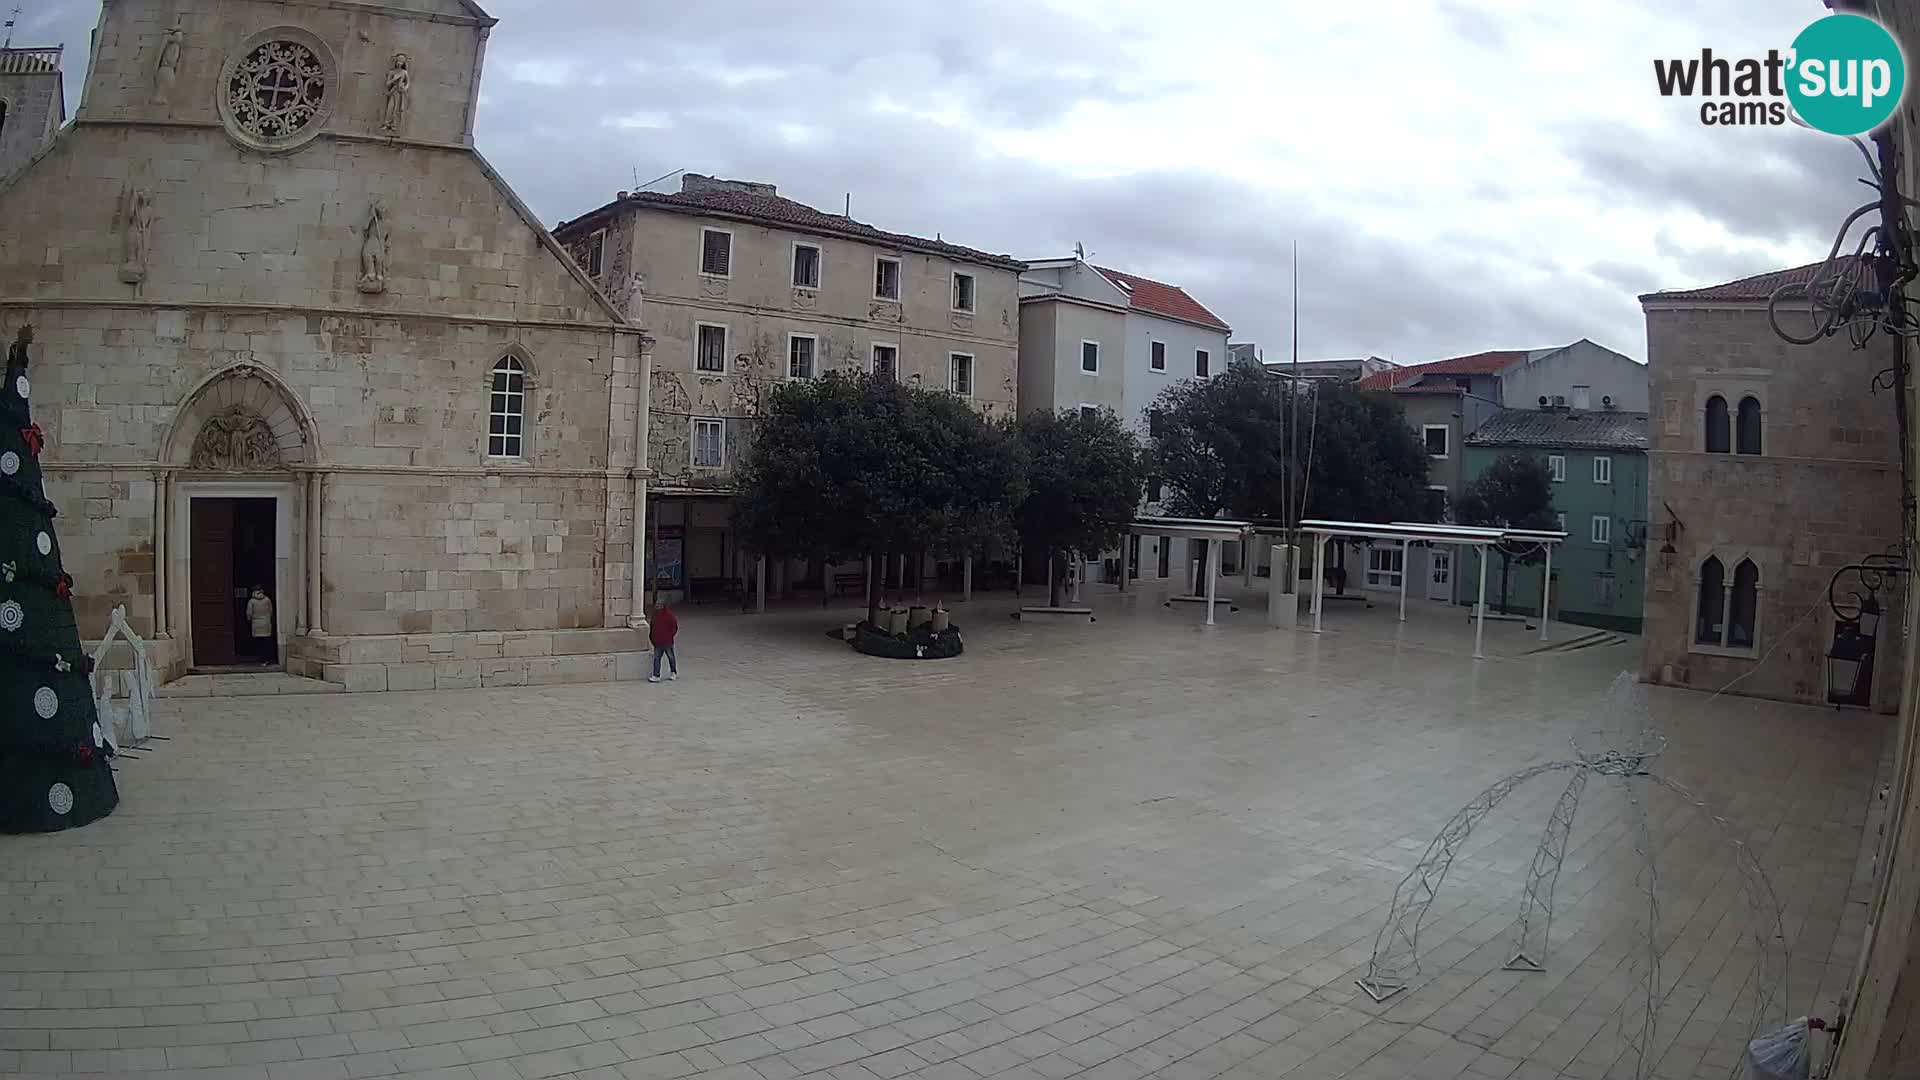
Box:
[648, 603, 679, 682]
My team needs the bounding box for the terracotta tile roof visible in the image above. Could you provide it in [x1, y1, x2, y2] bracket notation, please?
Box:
[1466, 408, 1650, 451]
[560, 188, 1024, 271]
[1090, 266, 1231, 331]
[1639, 255, 1867, 303]
[1356, 349, 1529, 391]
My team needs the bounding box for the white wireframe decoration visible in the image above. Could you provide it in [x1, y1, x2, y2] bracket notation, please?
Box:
[89, 604, 155, 748]
[1357, 673, 1788, 1080]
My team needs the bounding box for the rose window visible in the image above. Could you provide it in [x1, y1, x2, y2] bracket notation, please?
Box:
[226, 40, 326, 141]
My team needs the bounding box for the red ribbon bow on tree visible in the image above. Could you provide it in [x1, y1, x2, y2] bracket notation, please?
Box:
[19, 424, 44, 456]
[54, 573, 73, 599]
[77, 744, 94, 764]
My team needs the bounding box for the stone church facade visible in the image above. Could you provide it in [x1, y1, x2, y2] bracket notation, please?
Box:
[0, 0, 652, 690]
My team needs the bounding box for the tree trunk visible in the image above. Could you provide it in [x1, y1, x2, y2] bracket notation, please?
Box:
[1190, 539, 1209, 595]
[1498, 554, 1512, 615]
[866, 554, 881, 627]
[1048, 549, 1064, 607]
[1334, 543, 1348, 597]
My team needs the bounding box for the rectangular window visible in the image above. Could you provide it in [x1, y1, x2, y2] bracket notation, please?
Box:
[1151, 341, 1166, 371]
[1423, 425, 1449, 458]
[1593, 456, 1613, 484]
[692, 418, 725, 468]
[1591, 515, 1611, 545]
[949, 352, 973, 396]
[1195, 349, 1211, 377]
[700, 228, 732, 277]
[791, 243, 821, 289]
[1081, 340, 1100, 374]
[1556, 512, 1567, 533]
[1365, 546, 1404, 588]
[1079, 404, 1099, 421]
[1148, 409, 1166, 438]
[1571, 385, 1591, 410]
[694, 323, 727, 374]
[788, 334, 816, 379]
[951, 272, 975, 313]
[874, 256, 901, 301]
[1426, 485, 1449, 523]
[1548, 454, 1566, 482]
[871, 343, 898, 381]
[1147, 476, 1164, 503]
[1594, 572, 1617, 608]
[580, 229, 605, 279]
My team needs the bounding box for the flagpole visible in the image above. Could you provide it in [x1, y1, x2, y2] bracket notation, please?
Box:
[1289, 242, 1300, 569]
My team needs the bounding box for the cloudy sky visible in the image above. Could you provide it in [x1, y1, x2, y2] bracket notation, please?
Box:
[15, 0, 1885, 363]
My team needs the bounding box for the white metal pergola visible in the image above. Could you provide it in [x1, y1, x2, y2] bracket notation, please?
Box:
[1121, 516, 1253, 626]
[1300, 519, 1566, 659]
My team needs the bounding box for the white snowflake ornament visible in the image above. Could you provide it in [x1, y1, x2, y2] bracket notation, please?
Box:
[0, 600, 20, 632]
[47, 783, 72, 815]
[54, 653, 70, 673]
[35, 532, 51, 556]
[0, 450, 16, 475]
[33, 686, 56, 718]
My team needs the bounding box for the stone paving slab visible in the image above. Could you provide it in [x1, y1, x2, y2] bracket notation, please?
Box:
[0, 587, 1889, 1079]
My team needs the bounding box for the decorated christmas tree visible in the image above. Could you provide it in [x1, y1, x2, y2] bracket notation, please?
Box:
[0, 326, 118, 833]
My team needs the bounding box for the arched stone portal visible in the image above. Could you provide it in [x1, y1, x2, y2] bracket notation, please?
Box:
[157, 365, 319, 671]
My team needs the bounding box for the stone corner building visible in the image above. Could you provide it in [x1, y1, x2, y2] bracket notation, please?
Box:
[553, 174, 1022, 603]
[1638, 259, 1905, 713]
[0, 0, 652, 691]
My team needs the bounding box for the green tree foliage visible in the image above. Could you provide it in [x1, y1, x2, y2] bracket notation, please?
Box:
[1015, 408, 1145, 606]
[1, 326, 119, 833]
[733, 372, 1026, 624]
[1456, 451, 1558, 613]
[1146, 370, 1431, 591]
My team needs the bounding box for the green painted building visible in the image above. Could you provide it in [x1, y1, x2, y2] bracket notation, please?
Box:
[1458, 409, 1650, 633]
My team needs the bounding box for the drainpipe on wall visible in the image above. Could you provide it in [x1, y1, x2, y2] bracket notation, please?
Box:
[628, 334, 653, 631]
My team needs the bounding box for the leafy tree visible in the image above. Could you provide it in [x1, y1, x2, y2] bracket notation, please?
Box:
[733, 372, 1026, 625]
[1146, 370, 1430, 592]
[1455, 452, 1558, 614]
[1016, 408, 1145, 607]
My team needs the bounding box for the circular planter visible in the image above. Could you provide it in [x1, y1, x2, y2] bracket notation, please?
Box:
[847, 619, 963, 660]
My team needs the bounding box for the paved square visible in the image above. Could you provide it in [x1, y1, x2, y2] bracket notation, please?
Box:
[0, 588, 1891, 1079]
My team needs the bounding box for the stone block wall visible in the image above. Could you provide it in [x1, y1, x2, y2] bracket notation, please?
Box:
[1640, 304, 1905, 710]
[0, 62, 62, 178]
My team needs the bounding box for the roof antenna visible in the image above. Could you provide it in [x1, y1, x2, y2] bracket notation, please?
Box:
[844, 193, 851, 217]
[1073, 241, 1086, 261]
[3, 6, 20, 48]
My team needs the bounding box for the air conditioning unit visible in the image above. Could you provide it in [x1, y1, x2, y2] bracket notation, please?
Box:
[1602, 394, 1614, 408]
[1538, 395, 1549, 407]
[1551, 395, 1567, 407]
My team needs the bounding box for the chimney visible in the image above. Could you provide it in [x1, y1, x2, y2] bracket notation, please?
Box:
[681, 173, 777, 197]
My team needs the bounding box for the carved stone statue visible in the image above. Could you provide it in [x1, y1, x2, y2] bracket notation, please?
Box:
[188, 406, 282, 471]
[380, 53, 410, 135]
[357, 198, 390, 293]
[117, 187, 154, 285]
[152, 23, 184, 105]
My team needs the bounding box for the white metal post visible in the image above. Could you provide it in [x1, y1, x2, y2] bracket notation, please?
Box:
[1071, 551, 1082, 603]
[1474, 544, 1489, 660]
[1540, 544, 1552, 641]
[1243, 539, 1255, 588]
[1204, 536, 1221, 626]
[1398, 538, 1409, 622]
[1312, 534, 1326, 633]
[1118, 539, 1129, 592]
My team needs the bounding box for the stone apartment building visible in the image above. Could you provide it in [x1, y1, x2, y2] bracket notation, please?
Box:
[1638, 260, 1904, 712]
[553, 175, 1023, 603]
[0, 45, 64, 178]
[0, 0, 650, 691]
[1016, 256, 1231, 584]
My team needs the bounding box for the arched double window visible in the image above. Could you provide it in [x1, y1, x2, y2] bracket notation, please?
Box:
[1735, 396, 1762, 455]
[1694, 554, 1758, 651]
[487, 355, 526, 458]
[1704, 395, 1730, 453]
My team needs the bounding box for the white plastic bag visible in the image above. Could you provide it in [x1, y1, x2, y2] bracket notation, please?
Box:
[1745, 1018, 1811, 1080]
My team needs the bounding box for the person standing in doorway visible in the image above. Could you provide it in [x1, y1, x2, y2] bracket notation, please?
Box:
[245, 585, 276, 665]
[648, 603, 679, 682]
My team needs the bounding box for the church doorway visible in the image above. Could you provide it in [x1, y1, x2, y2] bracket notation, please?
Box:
[188, 496, 279, 669]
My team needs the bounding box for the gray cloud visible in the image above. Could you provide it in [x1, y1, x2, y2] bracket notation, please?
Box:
[18, 0, 1869, 366]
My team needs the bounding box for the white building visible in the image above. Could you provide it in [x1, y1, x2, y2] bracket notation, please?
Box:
[1017, 256, 1232, 585]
